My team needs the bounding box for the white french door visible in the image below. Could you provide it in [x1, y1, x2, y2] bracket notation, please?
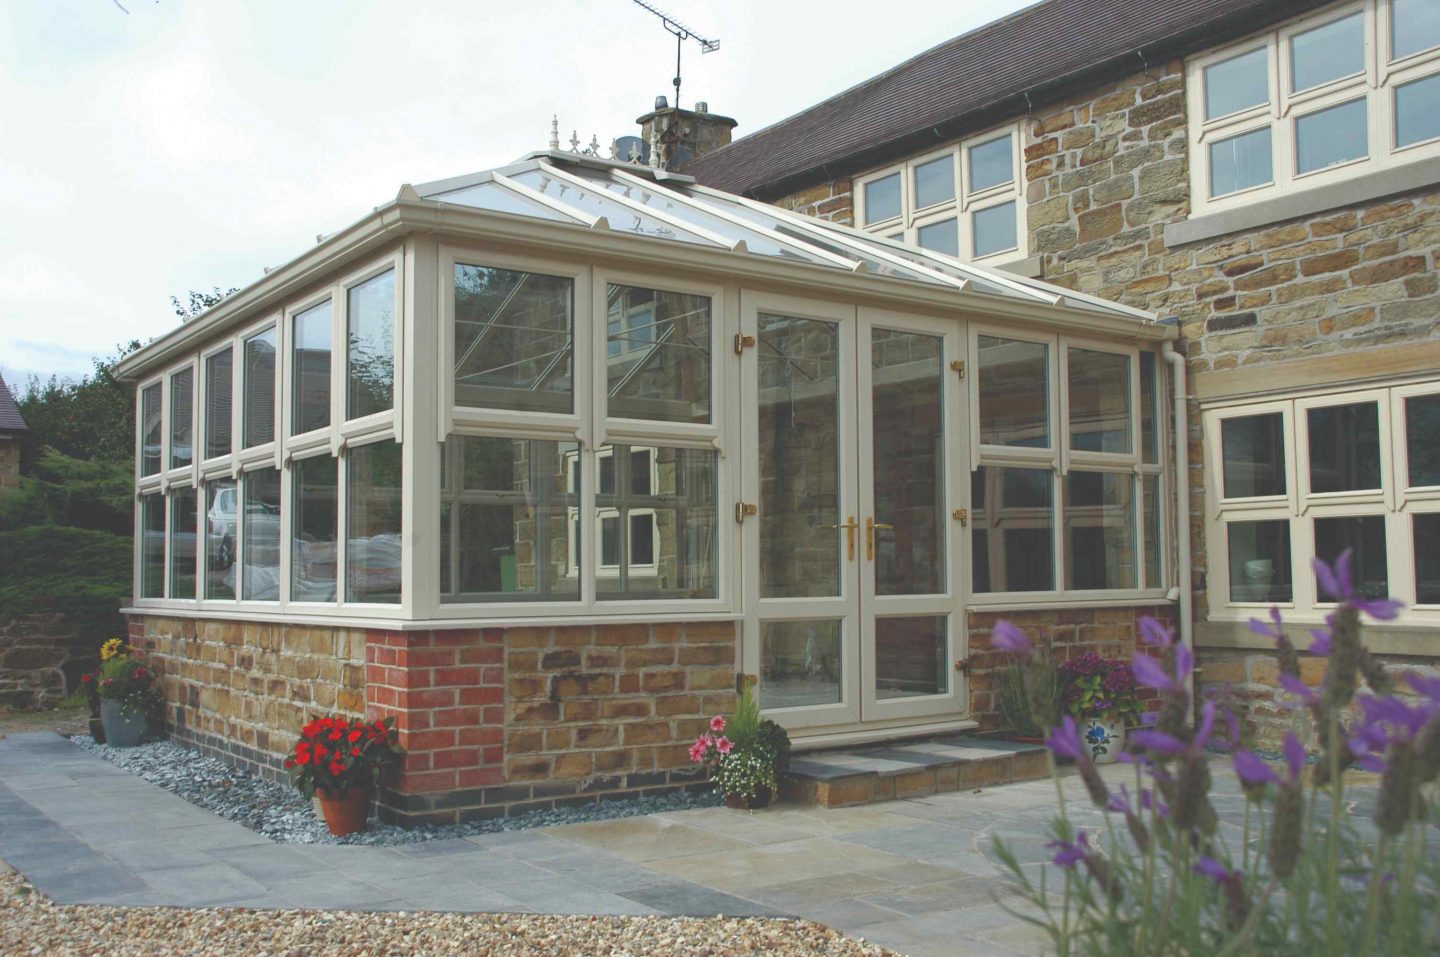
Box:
[739, 292, 966, 734]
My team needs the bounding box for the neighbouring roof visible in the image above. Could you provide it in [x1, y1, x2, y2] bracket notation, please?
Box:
[0, 373, 27, 434]
[684, 0, 1330, 198]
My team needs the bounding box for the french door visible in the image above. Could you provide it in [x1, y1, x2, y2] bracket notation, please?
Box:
[739, 292, 966, 733]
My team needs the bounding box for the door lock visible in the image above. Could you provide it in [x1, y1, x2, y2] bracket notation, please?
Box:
[823, 516, 860, 561]
[865, 516, 894, 561]
[953, 508, 968, 526]
[735, 502, 758, 524]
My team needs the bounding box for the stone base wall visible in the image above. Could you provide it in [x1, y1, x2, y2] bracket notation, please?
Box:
[0, 440, 19, 490]
[0, 613, 88, 710]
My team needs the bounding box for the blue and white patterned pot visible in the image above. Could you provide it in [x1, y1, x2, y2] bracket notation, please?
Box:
[1080, 717, 1126, 764]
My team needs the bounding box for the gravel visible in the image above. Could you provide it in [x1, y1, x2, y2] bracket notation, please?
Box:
[71, 735, 721, 846]
[0, 869, 900, 957]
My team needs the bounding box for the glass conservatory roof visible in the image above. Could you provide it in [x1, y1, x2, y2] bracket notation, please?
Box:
[413, 152, 1155, 322]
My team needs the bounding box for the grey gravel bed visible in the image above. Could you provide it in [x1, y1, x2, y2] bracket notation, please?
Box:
[70, 735, 721, 845]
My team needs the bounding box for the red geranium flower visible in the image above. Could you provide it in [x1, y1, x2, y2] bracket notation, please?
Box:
[348, 729, 362, 743]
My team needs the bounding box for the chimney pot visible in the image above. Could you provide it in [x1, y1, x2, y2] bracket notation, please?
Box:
[695, 101, 708, 113]
[654, 95, 669, 110]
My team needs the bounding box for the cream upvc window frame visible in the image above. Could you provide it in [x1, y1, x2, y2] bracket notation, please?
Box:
[235, 315, 282, 472]
[854, 123, 1025, 265]
[339, 256, 405, 443]
[966, 324, 1169, 606]
[1187, 0, 1440, 216]
[1203, 377, 1440, 624]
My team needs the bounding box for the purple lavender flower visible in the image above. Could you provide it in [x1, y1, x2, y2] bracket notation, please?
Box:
[1407, 672, 1440, 703]
[1278, 673, 1319, 707]
[1046, 716, 1084, 761]
[1313, 550, 1404, 620]
[1193, 856, 1232, 882]
[1282, 732, 1307, 782]
[1129, 729, 1185, 755]
[1308, 628, 1333, 656]
[992, 620, 1032, 655]
[1046, 831, 1089, 869]
[1232, 749, 1279, 787]
[1132, 653, 1181, 693]
[1140, 616, 1174, 649]
[1249, 607, 1285, 642]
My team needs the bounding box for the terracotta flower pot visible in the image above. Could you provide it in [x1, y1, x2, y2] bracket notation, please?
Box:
[88, 716, 107, 745]
[99, 700, 146, 747]
[316, 786, 372, 836]
[724, 784, 773, 810]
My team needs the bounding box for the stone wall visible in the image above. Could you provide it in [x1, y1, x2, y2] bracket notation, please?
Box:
[0, 613, 86, 710]
[0, 439, 19, 490]
[773, 178, 854, 224]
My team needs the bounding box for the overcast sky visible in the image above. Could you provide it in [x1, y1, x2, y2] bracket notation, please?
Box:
[0, 0, 1032, 388]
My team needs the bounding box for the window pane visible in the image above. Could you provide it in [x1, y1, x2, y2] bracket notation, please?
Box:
[1143, 474, 1162, 589]
[973, 201, 1018, 257]
[440, 436, 579, 603]
[1290, 13, 1363, 92]
[978, 336, 1049, 448]
[346, 269, 394, 420]
[606, 285, 711, 423]
[876, 616, 947, 699]
[1068, 348, 1132, 454]
[242, 327, 276, 448]
[596, 445, 716, 601]
[1222, 413, 1287, 498]
[453, 264, 572, 413]
[971, 466, 1054, 593]
[1295, 99, 1368, 175]
[917, 218, 959, 257]
[1205, 47, 1269, 119]
[141, 384, 162, 476]
[169, 486, 196, 599]
[140, 493, 165, 598]
[170, 368, 193, 469]
[1209, 127, 1272, 197]
[1308, 401, 1381, 493]
[968, 134, 1013, 192]
[1406, 394, 1440, 486]
[241, 467, 281, 601]
[1396, 74, 1440, 148]
[347, 441, 401, 603]
[865, 172, 902, 223]
[759, 314, 842, 599]
[1140, 352, 1159, 464]
[291, 455, 338, 601]
[1394, 0, 1440, 60]
[1064, 472, 1136, 590]
[1227, 520, 1293, 602]
[914, 155, 955, 208]
[1415, 514, 1440, 605]
[292, 300, 332, 435]
[761, 619, 842, 709]
[204, 479, 237, 600]
[204, 348, 232, 460]
[1314, 516, 1388, 599]
[872, 329, 945, 596]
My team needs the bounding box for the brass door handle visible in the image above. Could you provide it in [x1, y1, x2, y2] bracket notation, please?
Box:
[865, 516, 894, 561]
[823, 517, 859, 561]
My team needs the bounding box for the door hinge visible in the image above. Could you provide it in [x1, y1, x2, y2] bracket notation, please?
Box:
[953, 508, 968, 526]
[950, 360, 966, 378]
[734, 501, 758, 524]
[734, 333, 756, 355]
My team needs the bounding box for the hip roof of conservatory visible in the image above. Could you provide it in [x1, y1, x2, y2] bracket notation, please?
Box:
[411, 151, 1155, 323]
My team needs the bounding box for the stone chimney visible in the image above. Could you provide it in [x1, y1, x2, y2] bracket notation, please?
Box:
[636, 101, 737, 171]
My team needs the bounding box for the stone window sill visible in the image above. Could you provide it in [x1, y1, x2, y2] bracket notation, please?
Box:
[1196, 618, 1440, 658]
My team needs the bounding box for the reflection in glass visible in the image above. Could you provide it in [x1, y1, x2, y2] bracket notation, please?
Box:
[761, 619, 842, 709]
[971, 466, 1054, 593]
[347, 441, 402, 603]
[1143, 474, 1161, 589]
[1415, 514, 1440, 605]
[606, 284, 711, 423]
[1296, 99, 1368, 175]
[758, 314, 841, 599]
[243, 327, 276, 448]
[141, 494, 165, 598]
[872, 329, 944, 596]
[508, 167, 715, 245]
[1227, 520, 1293, 602]
[1064, 472, 1136, 590]
[1393, 0, 1440, 60]
[1290, 12, 1363, 92]
[969, 135, 1013, 192]
[141, 384, 162, 476]
[1140, 352, 1159, 464]
[876, 616, 948, 699]
[1222, 413, 1287, 498]
[454, 264, 572, 413]
[169, 486, 196, 599]
[596, 445, 717, 601]
[291, 455, 338, 601]
[1396, 74, 1440, 149]
[440, 436, 578, 603]
[204, 348, 232, 460]
[292, 300, 332, 435]
[205, 480, 237, 600]
[347, 269, 395, 420]
[979, 336, 1048, 448]
[1209, 127, 1272, 197]
[1406, 394, 1440, 487]
[973, 201, 1017, 257]
[1314, 516, 1388, 600]
[242, 467, 281, 601]
[865, 172, 902, 223]
[1205, 47, 1269, 119]
[913, 156, 954, 208]
[1069, 348, 1132, 453]
[170, 368, 193, 469]
[917, 218, 959, 257]
[1308, 401, 1381, 492]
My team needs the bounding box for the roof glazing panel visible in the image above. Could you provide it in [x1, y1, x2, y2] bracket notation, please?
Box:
[507, 167, 719, 247]
[432, 180, 585, 225]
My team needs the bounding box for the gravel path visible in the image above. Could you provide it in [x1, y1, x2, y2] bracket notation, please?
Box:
[0, 869, 899, 957]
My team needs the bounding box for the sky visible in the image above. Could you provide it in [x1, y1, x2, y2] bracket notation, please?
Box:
[0, 0, 1033, 389]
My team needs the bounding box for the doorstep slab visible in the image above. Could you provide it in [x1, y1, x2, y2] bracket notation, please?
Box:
[783, 735, 1048, 807]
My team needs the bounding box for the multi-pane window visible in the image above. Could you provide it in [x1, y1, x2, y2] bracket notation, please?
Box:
[291, 454, 338, 602]
[242, 326, 277, 449]
[204, 348, 232, 460]
[971, 331, 1165, 597]
[241, 467, 281, 601]
[346, 269, 395, 421]
[140, 383, 162, 476]
[140, 493, 165, 598]
[291, 299, 332, 436]
[169, 486, 197, 599]
[169, 367, 193, 469]
[1205, 379, 1440, 616]
[1189, 0, 1440, 212]
[856, 124, 1023, 262]
[204, 480, 237, 600]
[346, 440, 402, 603]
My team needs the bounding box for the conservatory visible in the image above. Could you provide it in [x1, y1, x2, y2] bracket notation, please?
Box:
[117, 151, 1178, 822]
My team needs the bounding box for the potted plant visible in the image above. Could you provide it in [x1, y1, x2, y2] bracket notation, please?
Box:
[284, 715, 402, 836]
[89, 639, 160, 747]
[690, 684, 788, 810]
[1058, 651, 1142, 764]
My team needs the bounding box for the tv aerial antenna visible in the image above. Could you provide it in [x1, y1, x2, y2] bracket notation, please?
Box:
[629, 0, 719, 110]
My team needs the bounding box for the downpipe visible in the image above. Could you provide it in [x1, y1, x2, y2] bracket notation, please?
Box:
[1162, 341, 1193, 702]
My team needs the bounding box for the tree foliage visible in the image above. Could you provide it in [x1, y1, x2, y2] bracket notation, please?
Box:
[170, 286, 238, 321]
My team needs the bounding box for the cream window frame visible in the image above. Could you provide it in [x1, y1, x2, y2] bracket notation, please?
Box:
[165, 359, 198, 482]
[235, 315, 282, 471]
[339, 255, 405, 442]
[198, 338, 238, 479]
[1188, 0, 1440, 215]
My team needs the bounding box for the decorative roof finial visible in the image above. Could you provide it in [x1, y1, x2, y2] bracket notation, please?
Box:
[648, 125, 663, 170]
[548, 115, 559, 150]
[569, 129, 581, 152]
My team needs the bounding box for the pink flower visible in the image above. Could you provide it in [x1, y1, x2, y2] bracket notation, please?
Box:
[715, 736, 734, 755]
[709, 715, 726, 733]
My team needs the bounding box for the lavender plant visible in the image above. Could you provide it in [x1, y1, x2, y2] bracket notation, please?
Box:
[990, 551, 1440, 956]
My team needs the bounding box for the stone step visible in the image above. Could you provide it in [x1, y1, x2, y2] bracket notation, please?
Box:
[780, 735, 1050, 807]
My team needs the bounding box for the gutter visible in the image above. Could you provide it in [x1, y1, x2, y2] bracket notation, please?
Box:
[1162, 341, 1193, 702]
